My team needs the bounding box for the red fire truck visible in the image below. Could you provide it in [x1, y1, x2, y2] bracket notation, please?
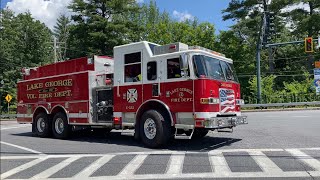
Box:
[17, 41, 247, 147]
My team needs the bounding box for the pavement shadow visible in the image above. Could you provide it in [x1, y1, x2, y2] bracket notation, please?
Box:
[11, 130, 241, 152]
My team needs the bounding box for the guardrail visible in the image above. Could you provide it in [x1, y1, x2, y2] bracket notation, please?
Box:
[241, 101, 320, 108]
[1, 102, 320, 118]
[0, 114, 17, 119]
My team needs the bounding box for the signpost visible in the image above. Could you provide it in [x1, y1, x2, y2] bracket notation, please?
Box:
[5, 94, 12, 113]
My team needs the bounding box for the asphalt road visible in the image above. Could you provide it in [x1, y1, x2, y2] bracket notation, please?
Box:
[1, 110, 320, 180]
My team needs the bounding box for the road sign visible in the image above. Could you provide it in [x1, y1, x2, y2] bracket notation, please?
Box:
[314, 69, 320, 95]
[5, 94, 12, 103]
[315, 69, 320, 79]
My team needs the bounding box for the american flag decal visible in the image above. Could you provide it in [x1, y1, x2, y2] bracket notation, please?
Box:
[219, 88, 235, 113]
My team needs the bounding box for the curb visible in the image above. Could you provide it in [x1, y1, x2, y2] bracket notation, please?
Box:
[242, 107, 320, 112]
[0, 119, 17, 121]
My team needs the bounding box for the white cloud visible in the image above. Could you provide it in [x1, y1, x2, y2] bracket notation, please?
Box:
[135, 0, 144, 3]
[280, 2, 311, 32]
[6, 0, 73, 30]
[281, 2, 310, 13]
[173, 10, 194, 22]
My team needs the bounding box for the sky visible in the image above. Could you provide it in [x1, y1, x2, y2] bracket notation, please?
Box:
[0, 0, 234, 33]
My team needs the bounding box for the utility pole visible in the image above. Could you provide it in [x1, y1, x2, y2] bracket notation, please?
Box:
[54, 36, 57, 63]
[256, 0, 268, 103]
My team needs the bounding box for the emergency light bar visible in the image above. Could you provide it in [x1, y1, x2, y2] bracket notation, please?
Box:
[189, 46, 225, 57]
[154, 42, 189, 55]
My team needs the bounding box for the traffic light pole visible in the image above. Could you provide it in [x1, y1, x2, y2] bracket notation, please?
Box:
[256, 0, 268, 103]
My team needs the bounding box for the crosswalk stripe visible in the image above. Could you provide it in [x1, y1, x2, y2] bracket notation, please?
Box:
[0, 157, 48, 179]
[247, 150, 283, 173]
[209, 151, 231, 175]
[30, 156, 81, 179]
[286, 149, 320, 171]
[166, 153, 185, 175]
[1, 147, 320, 179]
[118, 154, 148, 177]
[73, 155, 115, 178]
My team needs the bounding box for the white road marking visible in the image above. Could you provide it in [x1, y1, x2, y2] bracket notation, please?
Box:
[1, 147, 317, 160]
[165, 152, 185, 175]
[286, 148, 320, 171]
[73, 155, 115, 178]
[75, 171, 314, 180]
[30, 156, 81, 179]
[209, 151, 231, 176]
[1, 147, 320, 180]
[0, 141, 45, 155]
[291, 116, 311, 118]
[118, 154, 148, 177]
[0, 156, 48, 179]
[0, 124, 30, 130]
[248, 150, 283, 173]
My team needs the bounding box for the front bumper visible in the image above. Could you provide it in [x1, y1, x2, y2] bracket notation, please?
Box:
[203, 116, 247, 129]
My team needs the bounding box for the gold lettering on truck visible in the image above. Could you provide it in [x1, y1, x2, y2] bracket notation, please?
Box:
[45, 79, 72, 87]
[26, 79, 73, 99]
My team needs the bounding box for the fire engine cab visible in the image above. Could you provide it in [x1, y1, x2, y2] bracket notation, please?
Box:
[17, 41, 247, 148]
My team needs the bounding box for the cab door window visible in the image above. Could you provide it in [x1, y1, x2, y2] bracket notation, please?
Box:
[124, 52, 141, 82]
[147, 61, 157, 80]
[167, 58, 182, 79]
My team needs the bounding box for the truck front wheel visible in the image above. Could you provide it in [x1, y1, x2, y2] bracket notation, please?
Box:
[34, 113, 51, 138]
[140, 110, 170, 148]
[52, 112, 70, 139]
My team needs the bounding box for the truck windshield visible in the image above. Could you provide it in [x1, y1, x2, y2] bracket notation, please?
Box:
[193, 55, 238, 82]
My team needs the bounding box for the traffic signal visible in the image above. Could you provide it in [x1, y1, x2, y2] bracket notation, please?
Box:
[267, 12, 275, 35]
[305, 37, 313, 53]
[263, 11, 276, 45]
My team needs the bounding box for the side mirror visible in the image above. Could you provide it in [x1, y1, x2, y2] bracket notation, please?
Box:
[104, 62, 111, 66]
[180, 53, 189, 78]
[180, 53, 188, 71]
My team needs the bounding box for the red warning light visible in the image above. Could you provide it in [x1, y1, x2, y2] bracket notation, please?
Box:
[305, 37, 313, 53]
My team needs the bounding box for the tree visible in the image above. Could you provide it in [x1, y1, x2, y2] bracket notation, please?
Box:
[53, 14, 71, 61]
[222, 0, 320, 100]
[0, 9, 52, 112]
[68, 0, 140, 57]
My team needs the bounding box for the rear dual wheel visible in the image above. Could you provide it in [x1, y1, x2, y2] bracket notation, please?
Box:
[34, 113, 51, 138]
[52, 112, 71, 139]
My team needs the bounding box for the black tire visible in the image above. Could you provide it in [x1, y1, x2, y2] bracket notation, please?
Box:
[52, 112, 71, 139]
[34, 113, 51, 138]
[33, 113, 51, 138]
[140, 110, 171, 148]
[186, 129, 209, 139]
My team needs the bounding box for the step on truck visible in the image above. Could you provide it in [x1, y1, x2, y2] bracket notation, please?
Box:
[17, 41, 247, 148]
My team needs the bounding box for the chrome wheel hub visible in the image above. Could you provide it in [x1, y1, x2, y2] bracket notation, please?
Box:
[36, 118, 45, 133]
[55, 118, 64, 134]
[144, 118, 156, 140]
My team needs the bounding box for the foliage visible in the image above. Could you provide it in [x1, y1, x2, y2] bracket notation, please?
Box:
[283, 72, 314, 94]
[248, 75, 280, 103]
[0, 9, 52, 113]
[53, 14, 71, 61]
[67, 0, 140, 57]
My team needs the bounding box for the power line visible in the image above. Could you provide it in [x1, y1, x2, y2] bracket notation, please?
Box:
[233, 54, 320, 63]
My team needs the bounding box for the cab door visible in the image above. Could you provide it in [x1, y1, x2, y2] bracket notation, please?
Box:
[159, 56, 194, 113]
[115, 51, 143, 113]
